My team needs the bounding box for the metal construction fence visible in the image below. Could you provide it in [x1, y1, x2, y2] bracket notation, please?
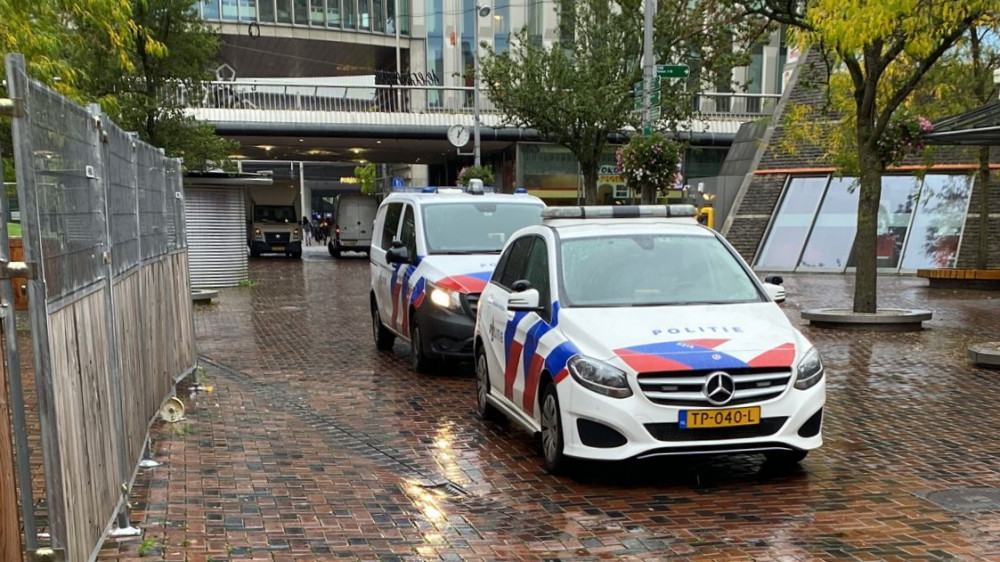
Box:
[2, 54, 197, 562]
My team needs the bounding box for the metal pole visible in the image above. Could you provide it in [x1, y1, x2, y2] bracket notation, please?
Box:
[0, 131, 26, 562]
[642, 0, 655, 133]
[473, 4, 483, 167]
[6, 53, 63, 555]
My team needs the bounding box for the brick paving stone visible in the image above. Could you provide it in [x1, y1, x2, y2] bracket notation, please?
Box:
[87, 246, 1000, 560]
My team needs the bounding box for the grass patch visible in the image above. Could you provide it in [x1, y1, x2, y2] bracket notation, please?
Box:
[237, 278, 257, 288]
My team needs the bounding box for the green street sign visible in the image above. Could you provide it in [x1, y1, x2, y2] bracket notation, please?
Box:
[648, 92, 660, 106]
[657, 64, 690, 78]
[649, 107, 661, 121]
[633, 81, 643, 95]
[633, 96, 643, 111]
[643, 123, 653, 136]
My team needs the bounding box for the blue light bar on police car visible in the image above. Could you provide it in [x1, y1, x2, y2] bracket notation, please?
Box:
[541, 205, 698, 219]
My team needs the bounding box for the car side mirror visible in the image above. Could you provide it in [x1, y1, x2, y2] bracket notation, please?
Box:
[511, 279, 531, 292]
[763, 281, 786, 304]
[764, 274, 783, 285]
[386, 242, 410, 264]
[508, 288, 542, 311]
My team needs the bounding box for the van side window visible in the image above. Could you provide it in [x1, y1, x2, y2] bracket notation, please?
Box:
[400, 205, 417, 258]
[380, 203, 403, 250]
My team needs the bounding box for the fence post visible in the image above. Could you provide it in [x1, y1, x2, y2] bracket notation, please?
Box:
[6, 52, 68, 559]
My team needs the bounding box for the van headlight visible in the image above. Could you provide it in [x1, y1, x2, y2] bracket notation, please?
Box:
[428, 282, 461, 310]
[794, 347, 824, 390]
[568, 355, 632, 398]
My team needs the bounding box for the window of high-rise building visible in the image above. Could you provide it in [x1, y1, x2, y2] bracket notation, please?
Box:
[202, 0, 221, 19]
[494, 1, 510, 53]
[276, 0, 293, 23]
[294, 0, 309, 23]
[311, 0, 326, 25]
[327, 0, 341, 26]
[359, 0, 371, 30]
[258, 0, 276, 22]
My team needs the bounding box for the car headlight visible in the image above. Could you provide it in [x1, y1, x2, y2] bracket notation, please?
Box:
[568, 355, 632, 398]
[292, 228, 301, 241]
[794, 347, 824, 390]
[428, 282, 461, 310]
[253, 228, 263, 241]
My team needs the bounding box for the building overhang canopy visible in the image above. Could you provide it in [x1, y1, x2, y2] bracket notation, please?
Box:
[924, 101, 1000, 146]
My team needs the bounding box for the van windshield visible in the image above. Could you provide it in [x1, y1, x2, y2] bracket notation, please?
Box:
[422, 202, 543, 254]
[253, 205, 297, 223]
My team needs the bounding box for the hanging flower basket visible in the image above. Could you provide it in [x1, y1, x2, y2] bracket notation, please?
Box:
[616, 133, 684, 199]
[458, 165, 494, 187]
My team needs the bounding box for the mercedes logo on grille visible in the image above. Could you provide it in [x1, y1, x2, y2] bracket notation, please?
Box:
[703, 371, 735, 406]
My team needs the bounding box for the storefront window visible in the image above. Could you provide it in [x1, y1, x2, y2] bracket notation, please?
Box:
[755, 177, 826, 269]
[798, 176, 859, 270]
[900, 174, 973, 270]
[518, 144, 580, 202]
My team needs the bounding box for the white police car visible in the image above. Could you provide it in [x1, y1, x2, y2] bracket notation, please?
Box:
[473, 205, 824, 473]
[370, 181, 545, 372]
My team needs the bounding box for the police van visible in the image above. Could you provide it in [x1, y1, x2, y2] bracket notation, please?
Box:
[473, 204, 823, 473]
[370, 181, 546, 373]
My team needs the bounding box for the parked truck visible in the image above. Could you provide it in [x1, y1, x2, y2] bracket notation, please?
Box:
[246, 185, 303, 258]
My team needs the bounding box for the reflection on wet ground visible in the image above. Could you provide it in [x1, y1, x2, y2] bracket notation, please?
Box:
[99, 246, 1000, 560]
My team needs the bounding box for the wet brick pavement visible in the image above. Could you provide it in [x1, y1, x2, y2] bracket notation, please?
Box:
[95, 244, 1000, 561]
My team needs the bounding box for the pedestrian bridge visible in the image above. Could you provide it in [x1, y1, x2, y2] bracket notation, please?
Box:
[181, 81, 780, 162]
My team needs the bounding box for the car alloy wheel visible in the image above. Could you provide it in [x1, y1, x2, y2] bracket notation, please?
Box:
[540, 384, 567, 474]
[410, 317, 432, 373]
[475, 346, 501, 420]
[371, 301, 395, 351]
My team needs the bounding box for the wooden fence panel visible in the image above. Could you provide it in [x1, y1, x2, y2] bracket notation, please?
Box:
[113, 271, 146, 472]
[48, 291, 123, 562]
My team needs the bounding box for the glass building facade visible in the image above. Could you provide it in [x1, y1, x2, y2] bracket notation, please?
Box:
[199, 0, 410, 34]
[755, 174, 974, 272]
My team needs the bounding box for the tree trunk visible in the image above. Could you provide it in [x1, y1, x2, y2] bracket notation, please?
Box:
[582, 162, 600, 205]
[853, 139, 883, 314]
[640, 183, 655, 204]
[977, 145, 991, 270]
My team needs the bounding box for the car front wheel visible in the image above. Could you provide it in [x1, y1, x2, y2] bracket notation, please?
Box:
[475, 346, 502, 421]
[540, 383, 568, 474]
[372, 300, 395, 351]
[410, 316, 434, 374]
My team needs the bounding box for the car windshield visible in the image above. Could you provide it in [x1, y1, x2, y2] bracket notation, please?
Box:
[423, 202, 543, 254]
[558, 233, 764, 307]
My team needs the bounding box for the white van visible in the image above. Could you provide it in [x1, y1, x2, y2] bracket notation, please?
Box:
[370, 183, 545, 373]
[329, 193, 378, 258]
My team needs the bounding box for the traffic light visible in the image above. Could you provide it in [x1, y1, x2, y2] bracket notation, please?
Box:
[696, 207, 714, 229]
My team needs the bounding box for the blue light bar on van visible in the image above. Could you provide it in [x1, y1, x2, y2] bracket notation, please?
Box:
[541, 205, 698, 219]
[514, 187, 528, 194]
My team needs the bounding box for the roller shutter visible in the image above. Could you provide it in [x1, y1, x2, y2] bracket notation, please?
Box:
[185, 187, 248, 288]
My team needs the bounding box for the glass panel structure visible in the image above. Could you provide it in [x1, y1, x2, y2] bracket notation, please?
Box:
[900, 174, 973, 270]
[399, 0, 409, 34]
[373, 0, 384, 31]
[344, 0, 356, 28]
[258, 0, 275, 21]
[327, 0, 340, 26]
[359, 0, 370, 30]
[222, 0, 239, 19]
[755, 177, 826, 269]
[294, 0, 309, 23]
[311, 0, 326, 24]
[798, 177, 859, 269]
[426, 0, 444, 106]
[202, 0, 221, 19]
[239, 0, 257, 20]
[276, 0, 293, 22]
[494, 1, 511, 53]
[756, 173, 975, 272]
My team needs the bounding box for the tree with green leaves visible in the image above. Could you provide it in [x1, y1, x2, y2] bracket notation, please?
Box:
[481, 0, 766, 205]
[74, 0, 237, 171]
[742, 0, 997, 313]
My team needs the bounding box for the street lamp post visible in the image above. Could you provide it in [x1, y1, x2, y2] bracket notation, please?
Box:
[473, 3, 491, 167]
